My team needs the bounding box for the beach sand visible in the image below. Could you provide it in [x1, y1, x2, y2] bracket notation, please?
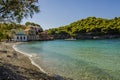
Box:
[0, 42, 69, 80]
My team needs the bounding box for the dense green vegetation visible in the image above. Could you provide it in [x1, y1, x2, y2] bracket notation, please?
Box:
[0, 23, 25, 41]
[48, 17, 120, 39]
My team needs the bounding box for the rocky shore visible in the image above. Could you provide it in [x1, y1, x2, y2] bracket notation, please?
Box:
[0, 42, 70, 80]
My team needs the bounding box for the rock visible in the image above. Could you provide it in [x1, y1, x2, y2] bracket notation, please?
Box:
[7, 55, 12, 58]
[0, 50, 7, 53]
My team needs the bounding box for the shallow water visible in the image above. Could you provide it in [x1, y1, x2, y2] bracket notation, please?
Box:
[15, 39, 120, 80]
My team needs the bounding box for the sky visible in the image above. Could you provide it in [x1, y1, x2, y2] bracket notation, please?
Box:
[22, 0, 120, 30]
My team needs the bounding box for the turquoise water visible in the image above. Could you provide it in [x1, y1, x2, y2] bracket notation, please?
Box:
[15, 39, 120, 80]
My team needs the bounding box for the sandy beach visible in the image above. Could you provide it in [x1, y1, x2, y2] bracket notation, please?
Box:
[0, 42, 69, 80]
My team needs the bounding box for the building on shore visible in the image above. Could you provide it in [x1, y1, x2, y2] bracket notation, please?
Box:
[13, 30, 27, 42]
[13, 25, 43, 42]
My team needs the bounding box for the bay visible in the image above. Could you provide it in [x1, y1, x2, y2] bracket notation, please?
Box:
[15, 39, 120, 80]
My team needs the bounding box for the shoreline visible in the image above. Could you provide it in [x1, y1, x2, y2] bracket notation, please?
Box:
[13, 43, 47, 74]
[0, 42, 67, 80]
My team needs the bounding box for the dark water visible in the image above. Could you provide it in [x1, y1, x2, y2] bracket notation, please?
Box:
[15, 39, 120, 80]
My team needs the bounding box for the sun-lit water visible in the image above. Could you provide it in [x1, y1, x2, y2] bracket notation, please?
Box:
[15, 39, 120, 80]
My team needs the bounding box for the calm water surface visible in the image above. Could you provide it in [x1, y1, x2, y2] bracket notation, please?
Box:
[15, 39, 120, 80]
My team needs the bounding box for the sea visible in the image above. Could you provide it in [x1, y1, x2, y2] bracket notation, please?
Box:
[14, 39, 120, 80]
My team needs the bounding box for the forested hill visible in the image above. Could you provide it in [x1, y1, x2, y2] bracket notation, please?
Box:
[48, 17, 120, 39]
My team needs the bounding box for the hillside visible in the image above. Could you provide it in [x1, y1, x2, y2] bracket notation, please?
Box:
[48, 17, 120, 39]
[0, 22, 43, 41]
[0, 23, 25, 41]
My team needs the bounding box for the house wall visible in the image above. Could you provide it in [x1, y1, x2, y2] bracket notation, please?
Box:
[27, 35, 40, 41]
[14, 35, 28, 42]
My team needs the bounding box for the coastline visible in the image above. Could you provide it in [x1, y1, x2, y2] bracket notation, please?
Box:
[13, 43, 47, 73]
[0, 42, 68, 80]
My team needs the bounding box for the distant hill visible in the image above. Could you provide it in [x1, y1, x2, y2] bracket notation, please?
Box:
[48, 17, 120, 39]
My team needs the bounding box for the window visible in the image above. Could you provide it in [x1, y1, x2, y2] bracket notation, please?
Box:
[24, 37, 26, 40]
[20, 36, 22, 40]
[17, 36, 19, 39]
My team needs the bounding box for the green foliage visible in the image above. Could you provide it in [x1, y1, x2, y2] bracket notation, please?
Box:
[48, 17, 120, 38]
[0, 22, 25, 40]
[0, 22, 43, 41]
[25, 22, 40, 26]
[0, 0, 40, 23]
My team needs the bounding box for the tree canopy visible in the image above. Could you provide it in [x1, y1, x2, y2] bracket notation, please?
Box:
[0, 0, 40, 23]
[25, 22, 40, 26]
[48, 17, 120, 39]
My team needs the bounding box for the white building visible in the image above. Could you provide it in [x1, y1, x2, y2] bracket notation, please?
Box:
[13, 30, 27, 42]
[13, 25, 43, 42]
